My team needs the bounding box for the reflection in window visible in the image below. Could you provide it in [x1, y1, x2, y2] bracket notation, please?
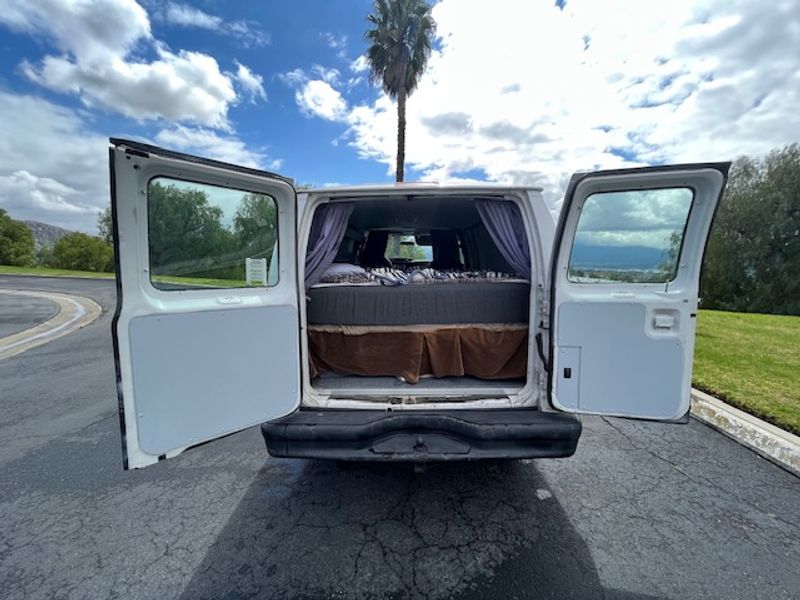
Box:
[568, 188, 693, 283]
[147, 178, 278, 290]
[385, 233, 433, 261]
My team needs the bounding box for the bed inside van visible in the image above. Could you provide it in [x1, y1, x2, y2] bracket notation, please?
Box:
[302, 195, 534, 397]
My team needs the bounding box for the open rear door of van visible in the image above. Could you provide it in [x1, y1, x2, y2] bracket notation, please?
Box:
[549, 163, 729, 420]
[110, 139, 301, 469]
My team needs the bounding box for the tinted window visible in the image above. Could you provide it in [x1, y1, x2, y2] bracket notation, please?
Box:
[568, 188, 693, 283]
[147, 177, 278, 290]
[385, 233, 433, 261]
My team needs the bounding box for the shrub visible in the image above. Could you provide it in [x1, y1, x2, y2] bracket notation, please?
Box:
[52, 232, 114, 272]
[0, 209, 36, 266]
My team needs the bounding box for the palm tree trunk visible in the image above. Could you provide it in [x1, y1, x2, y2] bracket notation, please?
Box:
[396, 89, 406, 182]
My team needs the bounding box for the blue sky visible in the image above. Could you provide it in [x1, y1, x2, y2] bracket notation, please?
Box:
[0, 0, 798, 232]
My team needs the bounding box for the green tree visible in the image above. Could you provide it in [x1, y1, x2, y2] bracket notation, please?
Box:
[365, 0, 436, 182]
[147, 182, 239, 280]
[98, 206, 113, 244]
[386, 234, 427, 260]
[702, 144, 800, 315]
[233, 193, 277, 256]
[52, 232, 114, 272]
[37, 244, 56, 268]
[658, 231, 682, 278]
[0, 209, 36, 266]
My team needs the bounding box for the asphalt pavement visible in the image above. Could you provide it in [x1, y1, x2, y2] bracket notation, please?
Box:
[0, 292, 60, 338]
[0, 275, 798, 600]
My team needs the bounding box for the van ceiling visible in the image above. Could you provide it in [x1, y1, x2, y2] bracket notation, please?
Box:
[344, 196, 492, 232]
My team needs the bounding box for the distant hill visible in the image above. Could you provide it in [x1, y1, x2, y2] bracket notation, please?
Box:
[571, 242, 665, 270]
[23, 221, 74, 249]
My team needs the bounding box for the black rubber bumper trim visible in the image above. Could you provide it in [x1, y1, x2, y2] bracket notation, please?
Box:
[262, 409, 582, 461]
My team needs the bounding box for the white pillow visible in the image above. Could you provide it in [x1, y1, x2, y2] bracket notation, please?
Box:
[323, 263, 367, 277]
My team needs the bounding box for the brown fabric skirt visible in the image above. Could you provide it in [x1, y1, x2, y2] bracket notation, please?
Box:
[308, 324, 528, 384]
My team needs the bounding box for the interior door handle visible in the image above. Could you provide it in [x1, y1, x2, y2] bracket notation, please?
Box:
[653, 315, 675, 329]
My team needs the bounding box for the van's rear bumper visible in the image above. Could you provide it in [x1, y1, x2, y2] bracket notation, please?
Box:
[261, 409, 581, 461]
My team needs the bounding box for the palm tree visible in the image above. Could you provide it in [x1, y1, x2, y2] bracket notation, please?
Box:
[365, 0, 436, 182]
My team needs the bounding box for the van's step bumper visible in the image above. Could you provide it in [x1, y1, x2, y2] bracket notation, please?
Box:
[261, 409, 581, 461]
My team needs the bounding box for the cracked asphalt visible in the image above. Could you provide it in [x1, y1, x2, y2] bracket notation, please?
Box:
[1, 275, 798, 600]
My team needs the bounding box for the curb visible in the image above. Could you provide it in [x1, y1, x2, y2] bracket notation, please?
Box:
[0, 290, 102, 360]
[691, 388, 800, 477]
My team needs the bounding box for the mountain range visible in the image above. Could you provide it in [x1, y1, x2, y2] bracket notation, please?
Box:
[571, 241, 665, 270]
[23, 221, 74, 249]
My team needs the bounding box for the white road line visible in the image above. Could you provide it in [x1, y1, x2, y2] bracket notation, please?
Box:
[0, 290, 102, 360]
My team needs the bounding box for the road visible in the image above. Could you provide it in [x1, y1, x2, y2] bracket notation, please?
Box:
[0, 275, 798, 600]
[0, 292, 59, 338]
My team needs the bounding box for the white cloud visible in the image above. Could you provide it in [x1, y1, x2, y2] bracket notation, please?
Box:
[1, 0, 263, 128]
[0, 171, 94, 216]
[161, 2, 269, 47]
[0, 90, 282, 232]
[297, 81, 348, 121]
[350, 55, 370, 74]
[23, 46, 238, 129]
[0, 0, 150, 63]
[334, 0, 800, 207]
[0, 91, 107, 232]
[346, 76, 364, 90]
[312, 64, 341, 85]
[224, 20, 270, 48]
[279, 69, 307, 87]
[155, 126, 282, 170]
[322, 32, 348, 58]
[164, 2, 222, 30]
[281, 69, 348, 121]
[233, 61, 266, 102]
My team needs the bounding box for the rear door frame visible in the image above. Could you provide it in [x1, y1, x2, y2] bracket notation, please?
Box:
[547, 163, 730, 420]
[110, 139, 302, 469]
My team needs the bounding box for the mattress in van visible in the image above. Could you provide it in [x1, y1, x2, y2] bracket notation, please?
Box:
[306, 281, 531, 326]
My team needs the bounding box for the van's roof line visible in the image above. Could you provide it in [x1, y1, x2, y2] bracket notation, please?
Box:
[305, 182, 544, 193]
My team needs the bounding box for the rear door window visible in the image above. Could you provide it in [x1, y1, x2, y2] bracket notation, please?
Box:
[385, 233, 433, 262]
[147, 177, 278, 290]
[567, 187, 694, 283]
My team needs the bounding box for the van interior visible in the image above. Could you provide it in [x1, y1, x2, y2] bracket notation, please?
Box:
[303, 195, 534, 398]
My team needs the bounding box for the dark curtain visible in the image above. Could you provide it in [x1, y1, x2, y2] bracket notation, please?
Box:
[430, 229, 463, 270]
[305, 202, 354, 288]
[359, 231, 391, 268]
[475, 199, 531, 278]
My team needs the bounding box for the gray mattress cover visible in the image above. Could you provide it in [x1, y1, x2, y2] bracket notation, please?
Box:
[306, 281, 531, 326]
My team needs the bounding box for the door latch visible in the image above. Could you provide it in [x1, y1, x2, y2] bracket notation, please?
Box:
[653, 315, 675, 330]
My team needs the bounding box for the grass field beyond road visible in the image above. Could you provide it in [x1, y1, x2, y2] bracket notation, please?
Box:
[694, 310, 800, 435]
[0, 265, 115, 279]
[0, 265, 244, 288]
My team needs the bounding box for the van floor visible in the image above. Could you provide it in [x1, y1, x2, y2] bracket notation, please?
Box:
[312, 373, 525, 390]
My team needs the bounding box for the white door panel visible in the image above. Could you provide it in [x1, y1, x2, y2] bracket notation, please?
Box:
[550, 165, 728, 419]
[556, 302, 684, 418]
[111, 140, 300, 468]
[129, 306, 298, 454]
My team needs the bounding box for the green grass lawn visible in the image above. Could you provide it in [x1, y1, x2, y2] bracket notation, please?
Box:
[0, 265, 245, 288]
[0, 265, 115, 279]
[694, 309, 800, 435]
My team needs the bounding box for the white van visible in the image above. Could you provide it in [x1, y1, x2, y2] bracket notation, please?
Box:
[109, 139, 728, 469]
